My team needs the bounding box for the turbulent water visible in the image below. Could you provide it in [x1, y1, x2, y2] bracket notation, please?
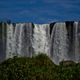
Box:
[32, 24, 50, 56]
[50, 23, 68, 64]
[0, 21, 80, 64]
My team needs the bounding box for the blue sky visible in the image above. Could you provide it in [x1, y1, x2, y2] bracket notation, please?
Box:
[0, 0, 80, 23]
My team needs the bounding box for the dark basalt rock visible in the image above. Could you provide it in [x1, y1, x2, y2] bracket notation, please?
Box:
[60, 60, 75, 66]
[50, 22, 56, 36]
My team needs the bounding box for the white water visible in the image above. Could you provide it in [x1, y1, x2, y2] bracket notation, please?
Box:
[50, 23, 68, 64]
[1, 22, 80, 64]
[6, 23, 33, 58]
[2, 23, 5, 52]
[74, 22, 80, 62]
[32, 24, 50, 56]
[13, 23, 25, 57]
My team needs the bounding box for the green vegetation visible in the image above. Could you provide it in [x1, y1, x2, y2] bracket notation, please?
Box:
[0, 54, 80, 80]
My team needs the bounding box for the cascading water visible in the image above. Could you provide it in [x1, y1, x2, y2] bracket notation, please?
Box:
[6, 23, 33, 58]
[74, 22, 80, 62]
[0, 23, 6, 61]
[0, 21, 80, 64]
[6, 23, 14, 58]
[50, 23, 68, 64]
[14, 23, 25, 57]
[12, 23, 21, 56]
[32, 24, 50, 56]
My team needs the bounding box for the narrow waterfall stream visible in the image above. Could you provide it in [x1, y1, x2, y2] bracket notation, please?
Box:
[6, 23, 14, 58]
[74, 22, 80, 62]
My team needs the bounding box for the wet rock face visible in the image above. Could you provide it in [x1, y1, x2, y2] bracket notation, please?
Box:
[0, 21, 80, 64]
[50, 22, 55, 36]
[0, 22, 6, 61]
[66, 21, 74, 43]
[78, 22, 80, 44]
[65, 21, 75, 60]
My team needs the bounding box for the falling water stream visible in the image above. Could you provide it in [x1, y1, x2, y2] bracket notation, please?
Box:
[74, 22, 80, 62]
[32, 24, 50, 56]
[50, 23, 68, 64]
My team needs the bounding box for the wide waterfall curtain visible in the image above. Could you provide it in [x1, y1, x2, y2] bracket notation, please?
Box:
[0, 21, 80, 64]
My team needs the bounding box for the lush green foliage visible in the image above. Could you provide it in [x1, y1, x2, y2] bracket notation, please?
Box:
[0, 54, 80, 80]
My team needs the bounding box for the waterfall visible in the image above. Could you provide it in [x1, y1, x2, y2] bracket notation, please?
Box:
[6, 23, 14, 58]
[74, 22, 80, 62]
[17, 23, 33, 57]
[24, 23, 34, 57]
[32, 24, 50, 56]
[14, 23, 25, 57]
[0, 21, 80, 64]
[50, 23, 68, 64]
[6, 23, 34, 58]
